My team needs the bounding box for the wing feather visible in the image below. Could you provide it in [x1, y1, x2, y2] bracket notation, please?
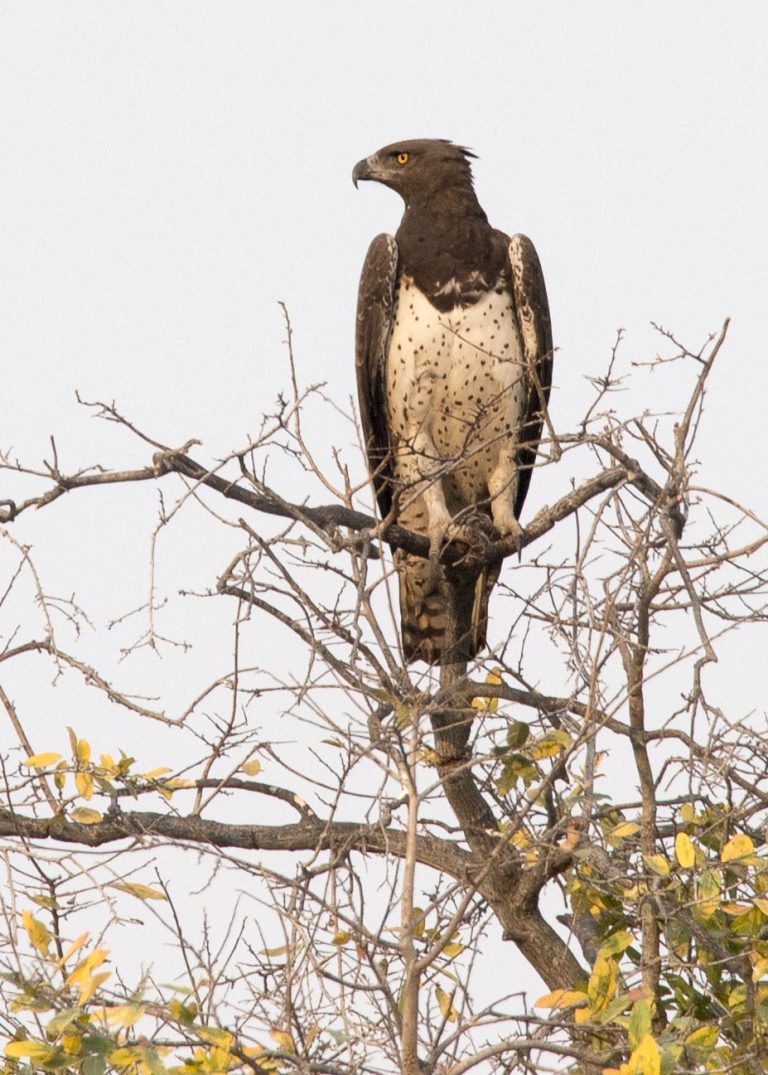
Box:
[507, 234, 553, 518]
[355, 233, 399, 519]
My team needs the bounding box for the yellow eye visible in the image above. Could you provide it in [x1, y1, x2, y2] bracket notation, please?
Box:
[396, 152, 409, 165]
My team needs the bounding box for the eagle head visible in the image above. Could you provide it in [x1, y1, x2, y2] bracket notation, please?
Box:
[352, 139, 477, 202]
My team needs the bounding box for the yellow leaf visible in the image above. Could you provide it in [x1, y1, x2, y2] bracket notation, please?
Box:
[59, 931, 89, 966]
[471, 668, 502, 711]
[628, 1033, 660, 1075]
[109, 1046, 143, 1066]
[78, 969, 110, 1005]
[442, 941, 465, 959]
[435, 984, 457, 1022]
[720, 902, 753, 916]
[61, 1034, 82, 1055]
[242, 1046, 280, 1071]
[75, 771, 94, 800]
[529, 729, 572, 759]
[393, 702, 414, 729]
[575, 1006, 592, 1023]
[752, 956, 768, 981]
[721, 834, 755, 862]
[76, 738, 91, 766]
[198, 1027, 233, 1049]
[23, 752, 62, 768]
[331, 931, 350, 945]
[643, 854, 670, 878]
[64, 947, 109, 990]
[754, 898, 768, 915]
[99, 754, 118, 776]
[70, 807, 102, 824]
[5, 1041, 55, 1061]
[609, 821, 641, 841]
[241, 759, 262, 776]
[260, 945, 290, 957]
[103, 1004, 146, 1028]
[110, 882, 167, 902]
[588, 953, 617, 1013]
[675, 832, 696, 868]
[22, 910, 52, 957]
[685, 1026, 718, 1048]
[269, 1029, 296, 1053]
[678, 803, 697, 824]
[143, 767, 172, 781]
[535, 988, 589, 1009]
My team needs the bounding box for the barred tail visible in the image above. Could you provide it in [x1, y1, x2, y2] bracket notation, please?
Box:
[397, 554, 498, 665]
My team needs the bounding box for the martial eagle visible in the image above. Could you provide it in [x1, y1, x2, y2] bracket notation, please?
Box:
[353, 139, 552, 665]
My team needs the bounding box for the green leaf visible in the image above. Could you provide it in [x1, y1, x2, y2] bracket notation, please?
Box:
[643, 854, 671, 878]
[83, 1056, 107, 1075]
[143, 1047, 168, 1075]
[697, 869, 721, 917]
[505, 721, 530, 749]
[497, 754, 538, 794]
[597, 992, 633, 1024]
[46, 1008, 81, 1036]
[628, 998, 652, 1049]
[600, 930, 634, 957]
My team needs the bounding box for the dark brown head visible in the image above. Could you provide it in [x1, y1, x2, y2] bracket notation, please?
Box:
[352, 139, 477, 206]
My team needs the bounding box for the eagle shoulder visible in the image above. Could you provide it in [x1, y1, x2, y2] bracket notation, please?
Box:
[355, 233, 399, 519]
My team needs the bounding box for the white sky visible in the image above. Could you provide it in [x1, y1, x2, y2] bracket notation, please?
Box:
[1, 0, 767, 1030]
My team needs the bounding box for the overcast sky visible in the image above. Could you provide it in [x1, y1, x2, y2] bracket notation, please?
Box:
[3, 4, 766, 478]
[3, 0, 766, 678]
[1, 0, 767, 1006]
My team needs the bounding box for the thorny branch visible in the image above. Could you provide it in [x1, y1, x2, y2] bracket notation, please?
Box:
[2, 320, 768, 1073]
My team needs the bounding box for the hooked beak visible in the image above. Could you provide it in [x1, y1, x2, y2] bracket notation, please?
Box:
[352, 156, 375, 188]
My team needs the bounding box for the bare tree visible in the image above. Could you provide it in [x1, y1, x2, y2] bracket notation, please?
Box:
[2, 317, 767, 1075]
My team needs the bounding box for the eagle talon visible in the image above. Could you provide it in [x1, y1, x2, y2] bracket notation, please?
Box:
[427, 527, 447, 585]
